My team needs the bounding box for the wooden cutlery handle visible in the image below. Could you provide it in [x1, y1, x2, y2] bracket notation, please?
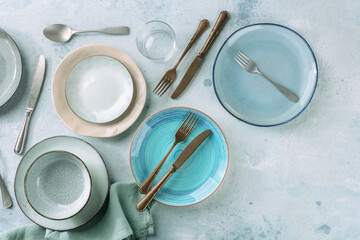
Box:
[136, 166, 176, 212]
[174, 19, 209, 69]
[139, 142, 177, 194]
[188, 19, 210, 49]
[199, 11, 230, 57]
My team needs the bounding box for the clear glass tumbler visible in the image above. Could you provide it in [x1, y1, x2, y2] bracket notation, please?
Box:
[136, 20, 176, 61]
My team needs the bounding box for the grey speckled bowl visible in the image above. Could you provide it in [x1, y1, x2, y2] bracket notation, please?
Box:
[24, 151, 92, 220]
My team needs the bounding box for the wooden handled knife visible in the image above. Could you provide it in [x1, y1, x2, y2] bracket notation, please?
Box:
[171, 11, 230, 99]
[136, 129, 212, 211]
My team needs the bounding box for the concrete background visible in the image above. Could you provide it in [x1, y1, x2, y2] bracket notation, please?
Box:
[0, 0, 359, 239]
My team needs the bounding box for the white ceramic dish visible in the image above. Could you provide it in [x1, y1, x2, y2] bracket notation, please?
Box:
[52, 45, 147, 137]
[66, 56, 134, 123]
[15, 136, 109, 231]
[0, 28, 22, 107]
[24, 151, 92, 220]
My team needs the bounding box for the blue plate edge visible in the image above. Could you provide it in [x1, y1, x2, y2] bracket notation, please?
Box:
[129, 106, 230, 207]
[212, 23, 319, 127]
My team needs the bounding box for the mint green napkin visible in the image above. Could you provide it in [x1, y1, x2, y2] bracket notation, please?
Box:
[0, 182, 154, 240]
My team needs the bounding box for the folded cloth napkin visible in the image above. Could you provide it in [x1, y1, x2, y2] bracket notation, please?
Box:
[0, 182, 155, 240]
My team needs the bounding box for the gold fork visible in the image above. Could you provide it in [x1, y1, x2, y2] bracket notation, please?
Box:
[153, 19, 209, 96]
[139, 113, 199, 194]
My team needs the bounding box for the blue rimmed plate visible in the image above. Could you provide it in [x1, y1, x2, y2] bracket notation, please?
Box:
[0, 28, 22, 107]
[213, 23, 318, 126]
[130, 107, 229, 207]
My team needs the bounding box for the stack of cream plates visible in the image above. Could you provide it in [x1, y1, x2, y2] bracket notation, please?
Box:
[52, 45, 147, 137]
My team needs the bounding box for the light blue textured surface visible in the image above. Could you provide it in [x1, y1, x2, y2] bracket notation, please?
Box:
[130, 107, 228, 206]
[0, 0, 360, 239]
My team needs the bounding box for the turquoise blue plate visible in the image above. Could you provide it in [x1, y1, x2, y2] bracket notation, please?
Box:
[213, 23, 318, 126]
[130, 107, 229, 207]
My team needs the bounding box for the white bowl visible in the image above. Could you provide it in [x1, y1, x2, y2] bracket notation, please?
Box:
[24, 151, 92, 220]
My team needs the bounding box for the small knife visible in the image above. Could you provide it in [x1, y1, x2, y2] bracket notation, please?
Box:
[171, 11, 230, 99]
[136, 129, 212, 212]
[14, 55, 46, 155]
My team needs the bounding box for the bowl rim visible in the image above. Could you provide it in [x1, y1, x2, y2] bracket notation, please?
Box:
[24, 150, 92, 221]
[212, 22, 318, 127]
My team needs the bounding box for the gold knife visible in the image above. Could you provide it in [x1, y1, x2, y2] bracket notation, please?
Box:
[136, 129, 212, 211]
[171, 11, 230, 99]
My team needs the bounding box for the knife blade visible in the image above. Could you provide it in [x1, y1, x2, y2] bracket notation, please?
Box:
[27, 55, 46, 110]
[14, 55, 46, 155]
[171, 56, 203, 99]
[136, 129, 212, 211]
[172, 129, 212, 169]
[171, 11, 230, 99]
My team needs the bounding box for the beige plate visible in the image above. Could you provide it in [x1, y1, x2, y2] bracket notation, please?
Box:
[52, 45, 147, 137]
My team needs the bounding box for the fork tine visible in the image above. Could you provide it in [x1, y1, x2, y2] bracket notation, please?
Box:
[184, 114, 196, 133]
[153, 81, 162, 93]
[185, 115, 199, 134]
[157, 78, 170, 96]
[153, 78, 165, 94]
[159, 83, 172, 96]
[237, 51, 250, 61]
[154, 78, 168, 95]
[234, 56, 246, 68]
[154, 80, 167, 95]
[156, 82, 168, 96]
[236, 52, 248, 64]
[187, 116, 199, 134]
[178, 113, 192, 130]
[181, 114, 195, 131]
[234, 55, 246, 65]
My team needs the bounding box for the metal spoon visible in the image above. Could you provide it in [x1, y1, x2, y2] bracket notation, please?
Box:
[0, 173, 12, 208]
[43, 24, 130, 42]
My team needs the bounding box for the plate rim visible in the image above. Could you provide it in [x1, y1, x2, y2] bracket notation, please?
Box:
[14, 135, 110, 231]
[65, 55, 135, 124]
[129, 106, 229, 207]
[0, 28, 23, 107]
[52, 44, 147, 137]
[212, 23, 318, 127]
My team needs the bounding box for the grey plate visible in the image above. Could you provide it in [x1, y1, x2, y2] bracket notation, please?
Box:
[0, 28, 22, 107]
[15, 136, 110, 231]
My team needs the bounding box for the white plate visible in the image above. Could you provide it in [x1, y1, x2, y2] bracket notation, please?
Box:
[0, 28, 22, 107]
[66, 56, 134, 123]
[15, 136, 109, 231]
